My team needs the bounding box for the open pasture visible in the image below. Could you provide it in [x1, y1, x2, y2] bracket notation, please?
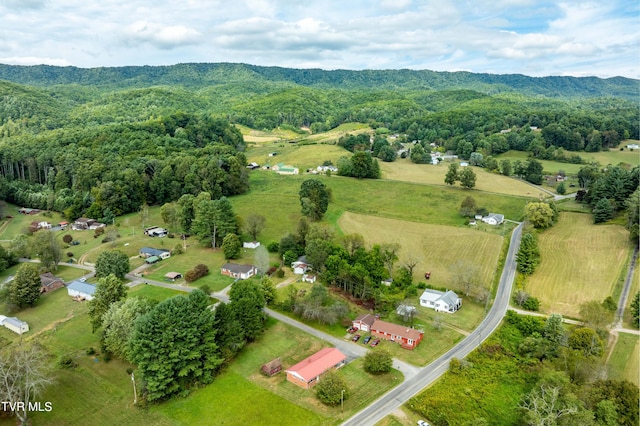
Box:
[338, 211, 503, 289]
[526, 212, 632, 318]
[379, 158, 546, 198]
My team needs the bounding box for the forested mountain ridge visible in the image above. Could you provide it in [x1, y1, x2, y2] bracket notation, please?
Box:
[0, 63, 637, 100]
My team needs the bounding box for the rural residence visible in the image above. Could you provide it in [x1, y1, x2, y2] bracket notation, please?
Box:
[243, 241, 260, 249]
[481, 213, 504, 225]
[285, 348, 346, 389]
[0, 315, 29, 335]
[72, 218, 105, 230]
[291, 256, 311, 275]
[370, 319, 424, 350]
[419, 289, 462, 313]
[272, 163, 299, 175]
[144, 226, 168, 237]
[39, 272, 64, 293]
[220, 263, 257, 280]
[352, 313, 377, 332]
[67, 280, 97, 301]
[139, 247, 171, 260]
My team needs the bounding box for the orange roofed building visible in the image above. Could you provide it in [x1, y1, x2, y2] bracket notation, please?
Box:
[370, 319, 424, 350]
[285, 348, 347, 389]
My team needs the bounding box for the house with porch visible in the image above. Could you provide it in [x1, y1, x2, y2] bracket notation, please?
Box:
[370, 319, 424, 350]
[139, 247, 171, 260]
[419, 289, 462, 313]
[291, 256, 311, 275]
[67, 280, 97, 301]
[285, 348, 346, 389]
[481, 213, 504, 225]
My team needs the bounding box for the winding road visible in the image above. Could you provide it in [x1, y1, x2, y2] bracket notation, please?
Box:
[341, 222, 524, 426]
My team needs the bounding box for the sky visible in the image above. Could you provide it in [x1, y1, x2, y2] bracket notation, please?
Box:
[0, 0, 638, 78]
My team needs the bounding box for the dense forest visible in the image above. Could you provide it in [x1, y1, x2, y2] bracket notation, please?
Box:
[0, 63, 637, 220]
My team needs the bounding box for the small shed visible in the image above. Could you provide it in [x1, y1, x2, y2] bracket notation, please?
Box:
[261, 358, 282, 377]
[145, 255, 160, 264]
[165, 272, 183, 281]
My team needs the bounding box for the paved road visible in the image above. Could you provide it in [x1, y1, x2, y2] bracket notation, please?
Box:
[342, 222, 524, 426]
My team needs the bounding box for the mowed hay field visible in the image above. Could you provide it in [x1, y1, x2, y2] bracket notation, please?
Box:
[379, 158, 546, 198]
[338, 212, 503, 289]
[526, 212, 632, 318]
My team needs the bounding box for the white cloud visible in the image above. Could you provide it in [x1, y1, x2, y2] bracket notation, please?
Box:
[123, 21, 203, 49]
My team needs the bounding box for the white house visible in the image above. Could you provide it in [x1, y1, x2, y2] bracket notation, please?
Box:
[67, 280, 97, 301]
[243, 241, 261, 249]
[220, 263, 257, 280]
[302, 273, 317, 283]
[626, 143, 639, 150]
[482, 213, 504, 225]
[291, 256, 311, 275]
[0, 316, 29, 334]
[419, 289, 462, 313]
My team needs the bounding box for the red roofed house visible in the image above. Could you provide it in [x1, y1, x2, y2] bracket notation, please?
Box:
[370, 319, 424, 350]
[352, 313, 377, 332]
[285, 348, 346, 389]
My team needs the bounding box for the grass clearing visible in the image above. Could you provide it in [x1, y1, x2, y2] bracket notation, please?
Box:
[128, 283, 189, 301]
[608, 332, 639, 385]
[623, 262, 639, 328]
[526, 212, 632, 318]
[338, 212, 504, 290]
[379, 158, 545, 198]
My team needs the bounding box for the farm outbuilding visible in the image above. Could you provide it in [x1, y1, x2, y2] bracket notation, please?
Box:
[261, 358, 282, 376]
[165, 272, 183, 281]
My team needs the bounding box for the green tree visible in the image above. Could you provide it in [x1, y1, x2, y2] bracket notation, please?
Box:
[363, 350, 393, 374]
[444, 162, 459, 186]
[176, 194, 196, 234]
[228, 280, 266, 341]
[94, 249, 130, 279]
[593, 198, 614, 224]
[556, 181, 566, 195]
[129, 290, 223, 402]
[500, 159, 512, 176]
[524, 202, 555, 229]
[516, 233, 540, 275]
[30, 230, 62, 272]
[244, 213, 266, 241]
[631, 292, 639, 329]
[7, 263, 41, 307]
[160, 202, 177, 232]
[222, 233, 241, 259]
[102, 297, 157, 360]
[543, 313, 567, 357]
[525, 159, 544, 185]
[88, 274, 127, 332]
[378, 145, 397, 162]
[212, 302, 245, 360]
[299, 179, 330, 221]
[625, 189, 640, 241]
[580, 300, 614, 330]
[568, 327, 603, 358]
[410, 143, 430, 164]
[459, 196, 477, 217]
[459, 167, 477, 189]
[315, 371, 349, 406]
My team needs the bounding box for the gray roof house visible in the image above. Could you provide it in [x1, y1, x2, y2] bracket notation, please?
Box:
[419, 289, 462, 313]
[481, 213, 504, 225]
[139, 247, 171, 259]
[220, 263, 257, 280]
[67, 280, 97, 301]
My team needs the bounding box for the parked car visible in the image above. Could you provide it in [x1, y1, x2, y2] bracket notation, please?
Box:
[363, 336, 371, 344]
[417, 421, 430, 426]
[370, 339, 380, 347]
[352, 334, 361, 342]
[346, 326, 357, 334]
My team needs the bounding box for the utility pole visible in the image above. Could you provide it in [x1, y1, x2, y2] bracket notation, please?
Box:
[341, 389, 345, 412]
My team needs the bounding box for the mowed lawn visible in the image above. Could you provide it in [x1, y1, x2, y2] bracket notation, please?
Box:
[338, 212, 504, 290]
[526, 212, 632, 318]
[379, 158, 545, 198]
[608, 332, 639, 386]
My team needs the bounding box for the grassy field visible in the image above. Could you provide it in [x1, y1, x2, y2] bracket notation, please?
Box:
[526, 212, 632, 318]
[379, 157, 547, 198]
[608, 332, 639, 385]
[338, 212, 504, 289]
[495, 145, 640, 176]
[623, 262, 639, 328]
